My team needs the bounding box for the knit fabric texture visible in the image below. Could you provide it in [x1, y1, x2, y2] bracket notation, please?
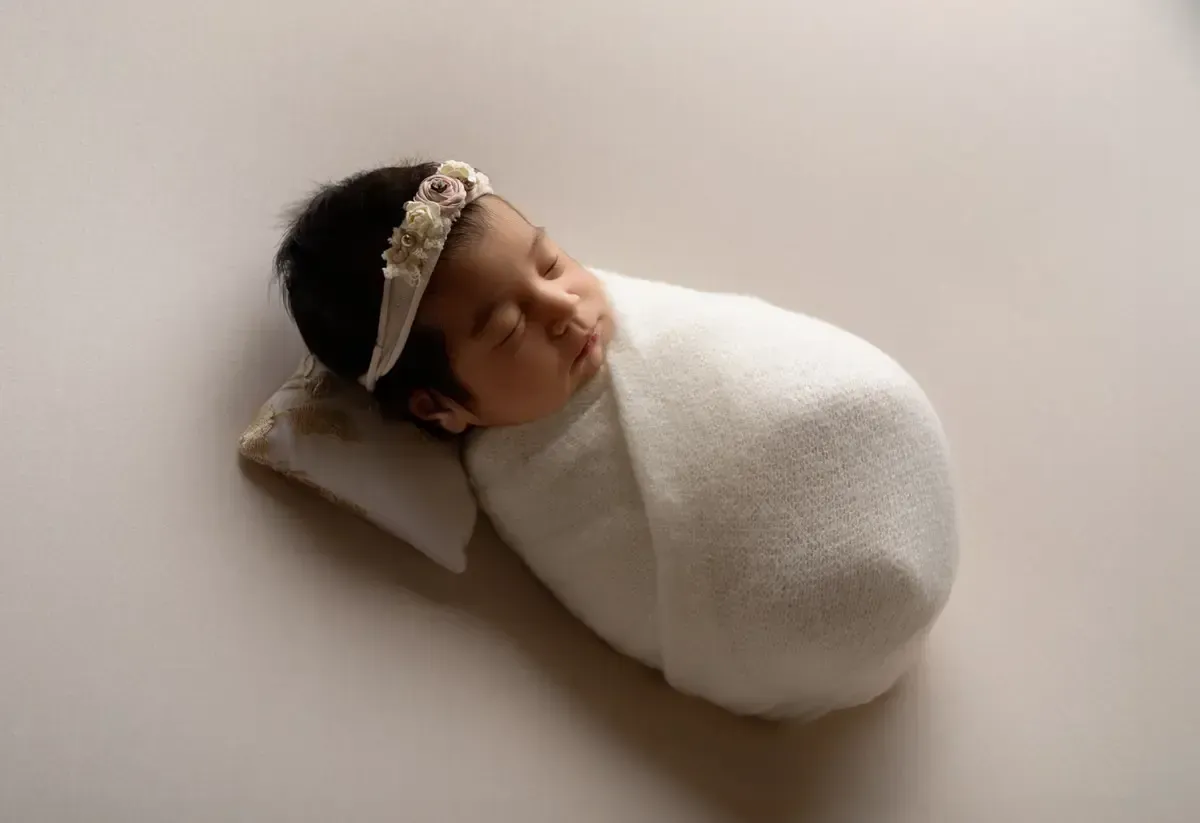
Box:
[467, 273, 958, 718]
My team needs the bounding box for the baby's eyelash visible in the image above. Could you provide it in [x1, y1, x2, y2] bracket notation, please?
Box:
[502, 315, 525, 346]
[542, 256, 561, 278]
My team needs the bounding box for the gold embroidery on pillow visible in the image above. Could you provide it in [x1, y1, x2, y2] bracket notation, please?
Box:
[305, 369, 377, 411]
[238, 404, 276, 464]
[306, 371, 337, 399]
[281, 355, 320, 394]
[286, 404, 359, 441]
[241, 359, 375, 524]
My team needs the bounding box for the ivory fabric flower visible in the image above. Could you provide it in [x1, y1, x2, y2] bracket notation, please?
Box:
[381, 227, 427, 279]
[417, 174, 467, 212]
[403, 200, 446, 244]
[377, 163, 489, 287]
[437, 161, 478, 189]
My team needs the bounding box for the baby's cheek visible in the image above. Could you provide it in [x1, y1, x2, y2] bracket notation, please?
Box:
[491, 360, 542, 397]
[507, 358, 565, 407]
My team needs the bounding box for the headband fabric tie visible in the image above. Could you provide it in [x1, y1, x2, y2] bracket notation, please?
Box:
[360, 161, 492, 391]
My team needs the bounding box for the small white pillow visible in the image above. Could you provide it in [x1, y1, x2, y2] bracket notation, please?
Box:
[239, 356, 476, 572]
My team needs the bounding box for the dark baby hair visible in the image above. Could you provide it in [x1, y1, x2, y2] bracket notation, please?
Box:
[274, 162, 486, 436]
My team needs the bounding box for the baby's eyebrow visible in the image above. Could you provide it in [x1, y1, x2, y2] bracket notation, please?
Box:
[529, 226, 546, 257]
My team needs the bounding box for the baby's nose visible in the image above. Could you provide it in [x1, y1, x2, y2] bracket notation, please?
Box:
[549, 316, 571, 338]
[542, 291, 580, 337]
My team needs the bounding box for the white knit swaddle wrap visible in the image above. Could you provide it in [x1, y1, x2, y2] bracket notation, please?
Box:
[467, 273, 958, 718]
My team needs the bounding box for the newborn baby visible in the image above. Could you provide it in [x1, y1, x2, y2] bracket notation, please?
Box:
[277, 161, 613, 435]
[277, 161, 958, 718]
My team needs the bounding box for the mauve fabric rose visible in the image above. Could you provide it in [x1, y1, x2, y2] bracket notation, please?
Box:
[417, 174, 467, 212]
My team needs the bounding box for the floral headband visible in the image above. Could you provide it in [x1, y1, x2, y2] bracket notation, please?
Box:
[360, 161, 493, 391]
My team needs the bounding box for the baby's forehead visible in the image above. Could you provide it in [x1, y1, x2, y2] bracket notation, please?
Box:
[447, 197, 540, 280]
[422, 197, 538, 329]
[474, 196, 535, 252]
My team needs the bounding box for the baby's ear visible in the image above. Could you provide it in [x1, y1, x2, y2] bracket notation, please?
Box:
[409, 389, 472, 434]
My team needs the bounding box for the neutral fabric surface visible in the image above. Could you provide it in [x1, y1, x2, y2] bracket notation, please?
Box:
[2, 1, 1198, 821]
[469, 273, 957, 718]
[239, 356, 475, 572]
[468, 362, 664, 670]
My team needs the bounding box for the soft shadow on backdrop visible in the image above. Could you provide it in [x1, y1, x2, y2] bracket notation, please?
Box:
[241, 461, 924, 822]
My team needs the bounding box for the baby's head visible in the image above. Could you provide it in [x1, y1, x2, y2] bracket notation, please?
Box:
[276, 161, 613, 436]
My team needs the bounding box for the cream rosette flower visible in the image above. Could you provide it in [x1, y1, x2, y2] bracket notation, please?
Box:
[382, 201, 448, 284]
[381, 228, 425, 283]
[404, 200, 447, 243]
[437, 161, 480, 190]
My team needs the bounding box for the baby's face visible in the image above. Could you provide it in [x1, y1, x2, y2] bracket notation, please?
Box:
[417, 197, 614, 428]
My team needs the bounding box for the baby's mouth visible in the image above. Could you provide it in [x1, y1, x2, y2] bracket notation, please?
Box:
[573, 327, 599, 369]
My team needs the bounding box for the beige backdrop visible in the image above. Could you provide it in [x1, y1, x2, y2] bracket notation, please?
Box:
[2, 1, 1199, 820]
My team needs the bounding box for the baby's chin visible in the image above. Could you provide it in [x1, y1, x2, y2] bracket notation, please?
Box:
[572, 351, 606, 394]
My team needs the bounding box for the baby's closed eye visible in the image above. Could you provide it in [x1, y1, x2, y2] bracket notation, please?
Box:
[501, 314, 526, 347]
